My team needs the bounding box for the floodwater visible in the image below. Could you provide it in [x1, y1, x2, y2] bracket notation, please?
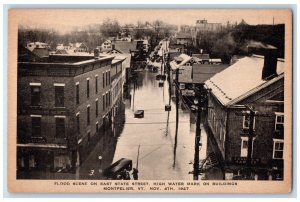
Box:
[112, 71, 203, 180]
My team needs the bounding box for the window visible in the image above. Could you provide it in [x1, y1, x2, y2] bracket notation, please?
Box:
[87, 105, 90, 125]
[106, 93, 109, 108]
[240, 137, 254, 157]
[103, 72, 105, 88]
[76, 82, 79, 104]
[108, 71, 111, 85]
[273, 140, 284, 159]
[55, 116, 66, 138]
[219, 126, 223, 141]
[275, 112, 284, 133]
[76, 112, 80, 134]
[31, 115, 41, 137]
[240, 137, 248, 157]
[30, 83, 41, 106]
[86, 78, 90, 98]
[95, 75, 98, 94]
[54, 84, 64, 107]
[96, 122, 99, 133]
[243, 112, 255, 129]
[106, 72, 108, 86]
[179, 83, 185, 90]
[222, 128, 226, 149]
[95, 99, 98, 117]
[87, 131, 91, 143]
[108, 91, 111, 106]
[103, 94, 105, 110]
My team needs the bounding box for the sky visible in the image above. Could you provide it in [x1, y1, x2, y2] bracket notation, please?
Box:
[14, 9, 290, 34]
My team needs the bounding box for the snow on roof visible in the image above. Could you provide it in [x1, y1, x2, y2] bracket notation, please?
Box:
[178, 54, 192, 66]
[102, 53, 131, 68]
[111, 55, 127, 64]
[75, 43, 82, 48]
[204, 55, 284, 107]
[170, 53, 192, 70]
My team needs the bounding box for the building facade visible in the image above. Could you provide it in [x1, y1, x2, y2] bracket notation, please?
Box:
[17, 52, 125, 175]
[204, 50, 285, 180]
[195, 19, 222, 32]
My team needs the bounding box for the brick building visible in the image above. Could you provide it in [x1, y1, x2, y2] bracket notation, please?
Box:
[204, 47, 285, 180]
[195, 19, 222, 32]
[17, 50, 125, 174]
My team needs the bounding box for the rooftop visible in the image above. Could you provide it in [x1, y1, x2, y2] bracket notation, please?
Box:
[18, 54, 115, 66]
[113, 41, 137, 54]
[192, 64, 230, 84]
[204, 55, 285, 107]
[170, 53, 192, 70]
[192, 54, 210, 60]
[178, 66, 193, 83]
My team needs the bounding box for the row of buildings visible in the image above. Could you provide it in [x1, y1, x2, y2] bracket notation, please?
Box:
[17, 43, 129, 173]
[27, 38, 149, 57]
[170, 45, 285, 180]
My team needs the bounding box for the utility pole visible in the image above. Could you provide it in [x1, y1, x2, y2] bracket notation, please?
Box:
[193, 87, 202, 180]
[175, 68, 179, 140]
[172, 68, 180, 168]
[245, 105, 255, 174]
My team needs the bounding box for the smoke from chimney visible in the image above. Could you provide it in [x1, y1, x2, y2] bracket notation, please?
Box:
[247, 42, 278, 80]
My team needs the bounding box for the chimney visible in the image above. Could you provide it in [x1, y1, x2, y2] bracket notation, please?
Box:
[94, 48, 100, 58]
[247, 43, 278, 80]
[262, 47, 278, 80]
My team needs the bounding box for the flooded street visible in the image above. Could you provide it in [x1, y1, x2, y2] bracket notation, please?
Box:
[113, 71, 204, 180]
[79, 70, 223, 180]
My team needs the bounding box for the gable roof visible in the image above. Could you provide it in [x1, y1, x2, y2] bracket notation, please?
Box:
[106, 48, 124, 54]
[18, 46, 43, 62]
[75, 43, 88, 49]
[204, 55, 284, 107]
[55, 49, 68, 54]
